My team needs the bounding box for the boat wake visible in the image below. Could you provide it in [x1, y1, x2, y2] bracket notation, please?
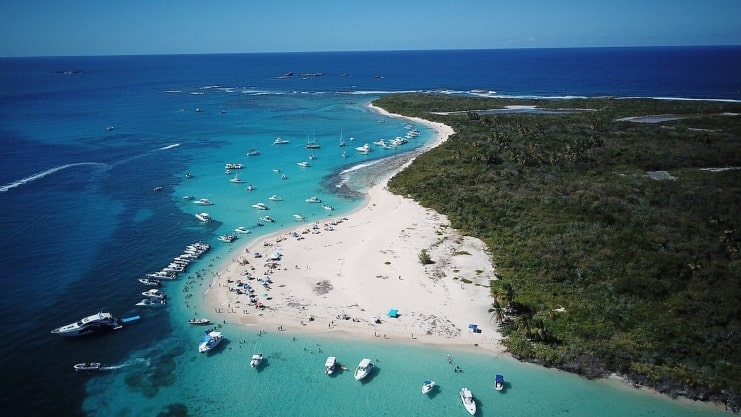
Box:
[0, 162, 110, 193]
[158, 143, 181, 151]
[0, 143, 181, 193]
[112, 143, 182, 167]
[100, 357, 150, 371]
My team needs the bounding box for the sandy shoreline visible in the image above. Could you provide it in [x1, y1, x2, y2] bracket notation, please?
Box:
[203, 103, 505, 355]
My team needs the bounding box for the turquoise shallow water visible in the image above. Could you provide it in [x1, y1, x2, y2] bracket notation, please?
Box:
[84, 311, 728, 417]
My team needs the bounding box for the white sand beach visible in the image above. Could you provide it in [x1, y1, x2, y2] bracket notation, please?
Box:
[204, 104, 505, 355]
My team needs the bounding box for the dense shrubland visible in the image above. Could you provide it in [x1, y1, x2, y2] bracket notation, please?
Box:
[376, 94, 741, 410]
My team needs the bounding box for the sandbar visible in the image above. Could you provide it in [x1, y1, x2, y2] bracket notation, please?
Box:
[203, 103, 504, 355]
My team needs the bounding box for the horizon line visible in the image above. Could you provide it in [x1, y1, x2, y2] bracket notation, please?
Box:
[3, 44, 740, 59]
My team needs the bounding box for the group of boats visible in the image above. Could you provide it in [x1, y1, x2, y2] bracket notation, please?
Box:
[143, 241, 211, 283]
[136, 289, 168, 307]
[135, 241, 210, 307]
[453, 375, 506, 415]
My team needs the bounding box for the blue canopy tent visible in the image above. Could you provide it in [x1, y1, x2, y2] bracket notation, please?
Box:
[468, 324, 479, 333]
[387, 309, 398, 318]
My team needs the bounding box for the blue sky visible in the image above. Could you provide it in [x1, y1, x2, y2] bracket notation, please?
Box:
[1, 0, 739, 56]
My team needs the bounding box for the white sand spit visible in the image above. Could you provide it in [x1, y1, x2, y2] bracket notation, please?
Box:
[204, 103, 504, 354]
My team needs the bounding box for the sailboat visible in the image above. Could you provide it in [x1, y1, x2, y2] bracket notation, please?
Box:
[305, 132, 320, 149]
[339, 129, 346, 147]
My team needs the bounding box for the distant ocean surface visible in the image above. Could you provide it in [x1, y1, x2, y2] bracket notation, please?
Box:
[1, 47, 738, 417]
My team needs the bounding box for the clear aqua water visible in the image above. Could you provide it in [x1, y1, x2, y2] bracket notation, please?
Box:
[1, 49, 738, 416]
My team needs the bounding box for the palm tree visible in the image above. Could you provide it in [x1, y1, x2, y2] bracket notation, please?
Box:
[489, 300, 505, 324]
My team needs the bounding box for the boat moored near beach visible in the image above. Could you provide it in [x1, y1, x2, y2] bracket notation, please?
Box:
[195, 212, 213, 223]
[188, 318, 210, 325]
[325, 356, 337, 375]
[198, 330, 224, 353]
[495, 374, 505, 391]
[135, 298, 167, 307]
[142, 289, 166, 299]
[422, 380, 436, 394]
[460, 388, 476, 415]
[51, 312, 123, 336]
[138, 277, 161, 287]
[218, 233, 238, 243]
[193, 198, 214, 206]
[250, 353, 263, 368]
[354, 358, 373, 381]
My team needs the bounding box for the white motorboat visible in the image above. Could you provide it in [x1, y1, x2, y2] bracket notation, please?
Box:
[268, 195, 282, 201]
[74, 362, 103, 372]
[297, 161, 310, 167]
[147, 271, 177, 280]
[355, 143, 371, 154]
[273, 137, 289, 145]
[460, 388, 476, 415]
[495, 374, 505, 391]
[136, 298, 167, 307]
[325, 356, 337, 375]
[259, 215, 275, 223]
[218, 233, 237, 243]
[390, 136, 408, 146]
[198, 330, 224, 353]
[252, 202, 269, 210]
[193, 198, 214, 206]
[305, 196, 322, 203]
[230, 174, 243, 183]
[195, 212, 213, 223]
[188, 318, 211, 325]
[51, 312, 123, 336]
[225, 163, 243, 170]
[250, 353, 263, 368]
[182, 195, 195, 200]
[142, 289, 166, 299]
[322, 204, 334, 211]
[234, 226, 250, 234]
[138, 277, 161, 287]
[354, 358, 373, 381]
[422, 380, 436, 394]
[293, 214, 305, 221]
[246, 148, 260, 156]
[245, 184, 255, 191]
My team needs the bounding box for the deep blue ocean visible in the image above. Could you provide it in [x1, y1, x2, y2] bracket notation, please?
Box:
[1, 47, 739, 417]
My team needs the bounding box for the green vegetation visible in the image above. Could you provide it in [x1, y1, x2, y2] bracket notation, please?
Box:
[376, 93, 741, 409]
[418, 249, 433, 265]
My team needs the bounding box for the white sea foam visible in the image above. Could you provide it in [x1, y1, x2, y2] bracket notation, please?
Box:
[0, 162, 110, 193]
[158, 143, 181, 151]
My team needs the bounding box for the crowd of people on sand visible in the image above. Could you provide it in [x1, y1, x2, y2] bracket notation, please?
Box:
[213, 218, 351, 326]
